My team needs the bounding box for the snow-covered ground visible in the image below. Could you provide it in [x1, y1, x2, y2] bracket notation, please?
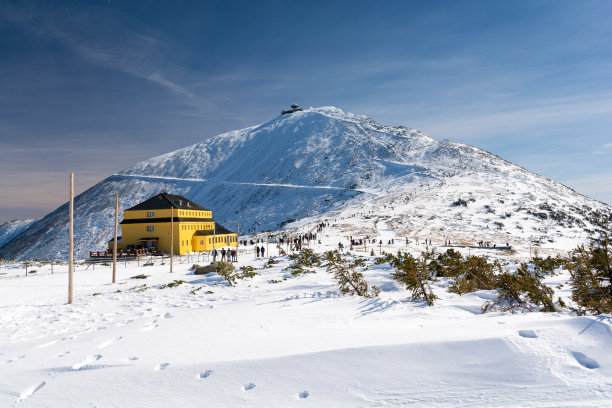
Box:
[2, 222, 611, 407]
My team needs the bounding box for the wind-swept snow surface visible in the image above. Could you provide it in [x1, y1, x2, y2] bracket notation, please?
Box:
[1, 229, 612, 407]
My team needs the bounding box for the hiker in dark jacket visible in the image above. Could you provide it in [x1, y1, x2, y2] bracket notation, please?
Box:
[260, 245, 265, 257]
[256, 246, 260, 257]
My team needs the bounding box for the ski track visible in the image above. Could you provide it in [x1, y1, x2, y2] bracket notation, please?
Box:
[114, 173, 365, 192]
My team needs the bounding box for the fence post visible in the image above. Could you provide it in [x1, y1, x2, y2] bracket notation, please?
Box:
[68, 173, 74, 304]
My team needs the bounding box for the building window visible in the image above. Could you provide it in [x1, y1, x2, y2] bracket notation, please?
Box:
[146, 226, 154, 232]
[200, 240, 203, 245]
[147, 211, 155, 217]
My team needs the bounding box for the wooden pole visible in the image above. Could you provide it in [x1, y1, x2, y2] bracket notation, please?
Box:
[112, 193, 118, 283]
[170, 206, 174, 273]
[68, 173, 74, 304]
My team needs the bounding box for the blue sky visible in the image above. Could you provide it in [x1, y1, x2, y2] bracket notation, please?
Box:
[1, 0, 611, 222]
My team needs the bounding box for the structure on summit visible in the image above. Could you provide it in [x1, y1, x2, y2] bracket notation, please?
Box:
[281, 104, 303, 115]
[109, 192, 237, 255]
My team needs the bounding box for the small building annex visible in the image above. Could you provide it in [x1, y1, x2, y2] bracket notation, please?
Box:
[109, 192, 237, 255]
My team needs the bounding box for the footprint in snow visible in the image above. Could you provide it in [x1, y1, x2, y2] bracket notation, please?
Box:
[37, 340, 58, 349]
[154, 363, 170, 371]
[142, 322, 159, 332]
[242, 383, 256, 391]
[97, 336, 123, 349]
[163, 313, 174, 319]
[518, 330, 538, 339]
[197, 370, 213, 379]
[72, 354, 102, 370]
[572, 351, 600, 369]
[4, 355, 26, 364]
[16, 381, 46, 403]
[297, 390, 310, 399]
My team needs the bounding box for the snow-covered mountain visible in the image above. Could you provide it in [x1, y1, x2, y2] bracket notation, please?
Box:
[0, 219, 34, 249]
[1, 106, 610, 260]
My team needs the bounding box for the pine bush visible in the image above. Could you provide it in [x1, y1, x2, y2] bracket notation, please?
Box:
[567, 238, 612, 315]
[390, 252, 437, 306]
[483, 264, 556, 313]
[448, 255, 499, 294]
[324, 251, 379, 298]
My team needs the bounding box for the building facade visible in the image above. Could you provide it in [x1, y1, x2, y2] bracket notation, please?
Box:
[109, 192, 237, 254]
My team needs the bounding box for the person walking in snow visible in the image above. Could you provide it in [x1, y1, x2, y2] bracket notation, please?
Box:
[260, 245, 265, 257]
[256, 245, 260, 257]
[221, 248, 226, 261]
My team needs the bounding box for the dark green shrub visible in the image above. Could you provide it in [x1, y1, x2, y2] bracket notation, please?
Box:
[161, 280, 186, 288]
[532, 255, 563, 276]
[287, 248, 321, 276]
[448, 256, 499, 295]
[390, 252, 437, 306]
[324, 251, 379, 298]
[483, 264, 556, 313]
[429, 249, 464, 277]
[567, 238, 612, 315]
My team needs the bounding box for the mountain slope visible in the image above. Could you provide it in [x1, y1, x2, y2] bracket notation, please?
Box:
[1, 107, 610, 260]
[0, 219, 34, 249]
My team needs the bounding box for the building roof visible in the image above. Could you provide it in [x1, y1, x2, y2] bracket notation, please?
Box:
[193, 223, 235, 236]
[125, 192, 210, 212]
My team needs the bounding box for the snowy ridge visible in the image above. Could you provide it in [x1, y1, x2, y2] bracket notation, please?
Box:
[0, 106, 610, 260]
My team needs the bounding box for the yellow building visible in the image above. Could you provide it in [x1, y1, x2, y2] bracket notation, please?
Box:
[109, 192, 237, 254]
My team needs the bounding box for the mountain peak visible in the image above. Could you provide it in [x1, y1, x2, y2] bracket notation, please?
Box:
[1, 107, 610, 260]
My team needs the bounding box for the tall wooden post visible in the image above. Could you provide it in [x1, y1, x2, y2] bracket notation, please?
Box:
[68, 173, 74, 304]
[112, 194, 118, 283]
[170, 206, 174, 273]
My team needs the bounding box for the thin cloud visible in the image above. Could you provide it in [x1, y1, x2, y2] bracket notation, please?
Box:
[0, 2, 217, 114]
[560, 174, 612, 205]
[377, 93, 612, 142]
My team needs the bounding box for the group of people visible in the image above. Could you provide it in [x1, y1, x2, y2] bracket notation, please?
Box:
[255, 245, 266, 257]
[213, 248, 237, 262]
[477, 241, 509, 248]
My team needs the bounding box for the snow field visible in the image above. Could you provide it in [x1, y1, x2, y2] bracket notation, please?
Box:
[2, 221, 612, 407]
